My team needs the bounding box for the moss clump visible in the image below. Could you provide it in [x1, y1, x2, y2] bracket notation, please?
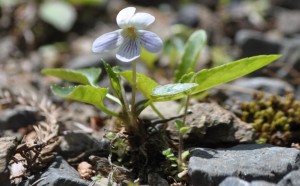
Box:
[240, 92, 300, 146]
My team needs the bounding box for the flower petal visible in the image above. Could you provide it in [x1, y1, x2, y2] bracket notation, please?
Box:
[116, 38, 141, 62]
[92, 30, 122, 53]
[139, 30, 163, 53]
[129, 13, 155, 29]
[116, 7, 136, 28]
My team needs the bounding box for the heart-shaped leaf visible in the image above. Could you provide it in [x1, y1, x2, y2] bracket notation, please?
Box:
[51, 84, 117, 116]
[42, 68, 101, 86]
[152, 83, 198, 101]
[119, 71, 158, 98]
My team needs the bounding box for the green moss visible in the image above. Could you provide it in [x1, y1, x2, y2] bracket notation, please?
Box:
[240, 92, 300, 146]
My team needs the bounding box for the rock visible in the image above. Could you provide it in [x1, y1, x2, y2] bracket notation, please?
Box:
[179, 103, 254, 146]
[140, 101, 181, 120]
[219, 177, 249, 186]
[0, 137, 18, 186]
[189, 144, 300, 186]
[20, 156, 98, 186]
[235, 30, 282, 58]
[0, 105, 43, 131]
[59, 132, 110, 160]
[272, 0, 300, 9]
[219, 177, 276, 186]
[175, 4, 200, 28]
[147, 173, 169, 186]
[277, 169, 300, 186]
[225, 77, 294, 103]
[277, 10, 300, 35]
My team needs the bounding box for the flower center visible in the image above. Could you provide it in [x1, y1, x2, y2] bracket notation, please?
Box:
[126, 27, 137, 38]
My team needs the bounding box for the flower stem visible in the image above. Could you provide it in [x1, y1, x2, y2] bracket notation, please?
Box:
[131, 60, 137, 126]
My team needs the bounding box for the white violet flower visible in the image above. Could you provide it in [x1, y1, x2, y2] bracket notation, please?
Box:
[92, 7, 163, 62]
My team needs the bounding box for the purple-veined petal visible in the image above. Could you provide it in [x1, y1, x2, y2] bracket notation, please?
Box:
[129, 13, 155, 29]
[139, 30, 163, 53]
[116, 7, 136, 28]
[116, 37, 141, 62]
[92, 30, 122, 53]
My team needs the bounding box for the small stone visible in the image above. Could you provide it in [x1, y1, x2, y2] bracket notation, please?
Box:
[78, 161, 94, 180]
[189, 144, 300, 186]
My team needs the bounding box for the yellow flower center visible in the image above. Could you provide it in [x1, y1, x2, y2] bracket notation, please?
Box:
[126, 27, 137, 38]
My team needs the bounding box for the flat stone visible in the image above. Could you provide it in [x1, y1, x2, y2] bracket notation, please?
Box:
[0, 137, 18, 186]
[21, 156, 99, 186]
[189, 144, 300, 186]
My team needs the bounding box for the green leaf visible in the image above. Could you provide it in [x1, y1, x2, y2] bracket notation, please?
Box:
[102, 62, 123, 102]
[39, 1, 77, 32]
[191, 55, 281, 94]
[175, 120, 185, 130]
[175, 30, 207, 82]
[51, 84, 117, 116]
[119, 71, 158, 98]
[179, 127, 190, 135]
[42, 68, 101, 86]
[151, 83, 198, 101]
[162, 148, 172, 156]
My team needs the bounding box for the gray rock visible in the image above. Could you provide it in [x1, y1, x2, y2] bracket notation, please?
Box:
[176, 4, 200, 28]
[235, 30, 282, 58]
[277, 169, 300, 186]
[225, 77, 294, 103]
[148, 172, 169, 186]
[59, 132, 110, 159]
[250, 181, 276, 186]
[0, 137, 18, 186]
[189, 144, 300, 186]
[21, 156, 98, 186]
[219, 177, 276, 186]
[0, 105, 42, 131]
[219, 177, 250, 186]
[181, 103, 254, 145]
[272, 0, 300, 9]
[277, 10, 300, 36]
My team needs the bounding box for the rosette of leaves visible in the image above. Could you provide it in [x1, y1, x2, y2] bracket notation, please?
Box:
[240, 92, 300, 146]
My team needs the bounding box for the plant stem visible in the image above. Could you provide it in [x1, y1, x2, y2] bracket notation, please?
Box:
[178, 95, 190, 169]
[150, 103, 165, 119]
[131, 60, 137, 126]
[182, 95, 190, 125]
